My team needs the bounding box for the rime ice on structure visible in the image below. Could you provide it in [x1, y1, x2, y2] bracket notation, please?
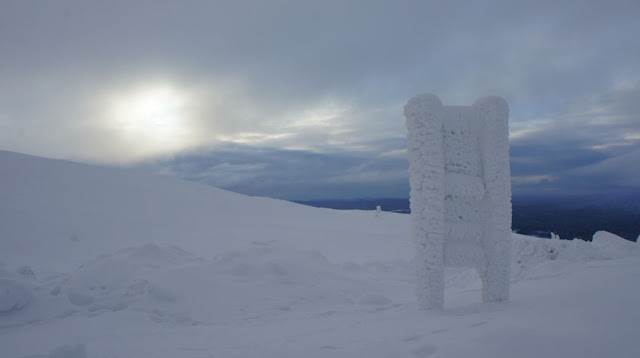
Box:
[405, 94, 512, 310]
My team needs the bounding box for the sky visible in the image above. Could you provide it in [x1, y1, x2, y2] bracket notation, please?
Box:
[1, 0, 639, 200]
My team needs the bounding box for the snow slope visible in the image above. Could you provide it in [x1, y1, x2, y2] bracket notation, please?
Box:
[1, 150, 639, 358]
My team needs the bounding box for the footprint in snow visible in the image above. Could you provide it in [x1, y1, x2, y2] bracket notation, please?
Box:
[357, 294, 392, 306]
[470, 320, 488, 328]
[403, 335, 422, 342]
[412, 344, 437, 357]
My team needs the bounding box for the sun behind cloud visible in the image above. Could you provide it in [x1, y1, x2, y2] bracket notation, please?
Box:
[112, 85, 185, 140]
[103, 83, 196, 159]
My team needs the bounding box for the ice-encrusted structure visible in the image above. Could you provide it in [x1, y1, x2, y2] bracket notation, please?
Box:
[405, 94, 512, 309]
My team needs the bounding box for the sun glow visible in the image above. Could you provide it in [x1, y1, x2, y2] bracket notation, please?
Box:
[112, 86, 185, 141]
[106, 84, 192, 156]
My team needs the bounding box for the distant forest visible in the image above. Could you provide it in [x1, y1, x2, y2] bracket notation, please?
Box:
[297, 196, 640, 242]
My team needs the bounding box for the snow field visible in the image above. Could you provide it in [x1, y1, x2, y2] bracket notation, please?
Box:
[2, 234, 638, 358]
[1, 150, 639, 357]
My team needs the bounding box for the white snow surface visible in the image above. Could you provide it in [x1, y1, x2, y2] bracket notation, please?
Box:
[1, 150, 639, 357]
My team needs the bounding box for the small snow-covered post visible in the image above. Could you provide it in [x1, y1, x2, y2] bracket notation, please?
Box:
[405, 94, 512, 309]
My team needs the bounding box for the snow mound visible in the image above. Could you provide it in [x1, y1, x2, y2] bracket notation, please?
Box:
[0, 279, 31, 315]
[510, 231, 637, 279]
[0, 150, 412, 274]
[0, 264, 35, 315]
[57, 243, 199, 312]
[592, 230, 640, 257]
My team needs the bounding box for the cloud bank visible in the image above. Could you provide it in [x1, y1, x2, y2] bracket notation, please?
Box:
[1, 0, 639, 199]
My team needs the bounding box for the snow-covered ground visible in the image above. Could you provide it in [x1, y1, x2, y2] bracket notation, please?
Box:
[1, 150, 639, 358]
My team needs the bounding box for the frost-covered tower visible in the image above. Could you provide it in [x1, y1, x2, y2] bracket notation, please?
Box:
[405, 94, 512, 309]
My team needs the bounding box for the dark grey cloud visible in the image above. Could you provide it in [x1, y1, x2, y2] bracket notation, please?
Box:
[139, 141, 410, 200]
[510, 82, 640, 196]
[1, 0, 639, 198]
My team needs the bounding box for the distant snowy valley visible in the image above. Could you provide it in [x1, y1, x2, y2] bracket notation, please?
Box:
[1, 150, 639, 358]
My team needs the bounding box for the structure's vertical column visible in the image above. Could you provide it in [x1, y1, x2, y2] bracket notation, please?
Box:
[404, 94, 445, 309]
[475, 96, 512, 302]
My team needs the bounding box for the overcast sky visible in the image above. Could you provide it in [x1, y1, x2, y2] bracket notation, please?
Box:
[1, 0, 639, 200]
